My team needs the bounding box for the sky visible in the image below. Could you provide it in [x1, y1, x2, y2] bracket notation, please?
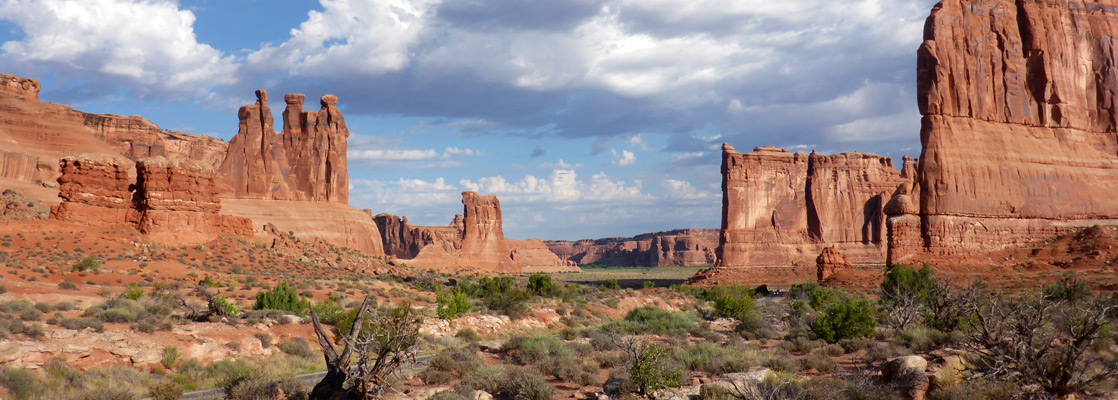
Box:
[0, 0, 939, 240]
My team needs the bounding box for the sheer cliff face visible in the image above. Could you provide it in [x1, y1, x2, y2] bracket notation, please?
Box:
[218, 90, 349, 203]
[51, 155, 252, 244]
[716, 144, 912, 267]
[888, 0, 1118, 264]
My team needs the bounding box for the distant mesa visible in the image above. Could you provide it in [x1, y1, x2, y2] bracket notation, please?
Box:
[545, 229, 719, 267]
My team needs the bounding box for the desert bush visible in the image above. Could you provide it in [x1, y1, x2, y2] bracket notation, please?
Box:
[0, 367, 41, 400]
[72, 256, 99, 272]
[616, 305, 698, 335]
[58, 279, 79, 291]
[454, 328, 480, 342]
[161, 346, 179, 370]
[436, 288, 471, 320]
[148, 380, 184, 400]
[526, 274, 561, 297]
[601, 279, 621, 290]
[674, 340, 760, 375]
[459, 366, 507, 394]
[1043, 275, 1091, 302]
[255, 332, 272, 349]
[69, 386, 140, 400]
[927, 379, 1023, 400]
[61, 317, 104, 332]
[501, 368, 553, 400]
[18, 307, 43, 321]
[421, 346, 483, 385]
[227, 376, 308, 400]
[311, 295, 346, 326]
[626, 340, 682, 396]
[809, 291, 877, 343]
[705, 285, 757, 320]
[253, 281, 309, 316]
[504, 334, 572, 365]
[864, 342, 912, 365]
[206, 359, 261, 391]
[278, 338, 315, 359]
[799, 351, 838, 374]
[962, 290, 1118, 398]
[780, 336, 822, 355]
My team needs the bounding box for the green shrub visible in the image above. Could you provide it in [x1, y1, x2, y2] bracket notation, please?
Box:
[501, 368, 553, 400]
[210, 296, 238, 317]
[72, 256, 99, 272]
[454, 328, 480, 342]
[504, 335, 572, 365]
[421, 346, 483, 385]
[148, 380, 184, 400]
[1043, 276, 1090, 302]
[161, 346, 179, 370]
[601, 279, 621, 290]
[881, 264, 935, 304]
[437, 289, 471, 320]
[124, 283, 145, 301]
[643, 281, 655, 289]
[252, 281, 309, 316]
[630, 341, 682, 396]
[255, 332, 272, 349]
[527, 274, 561, 296]
[101, 307, 138, 323]
[227, 376, 308, 400]
[279, 338, 315, 359]
[311, 296, 346, 325]
[618, 305, 698, 335]
[0, 367, 41, 400]
[810, 292, 877, 343]
[58, 279, 79, 291]
[705, 285, 756, 320]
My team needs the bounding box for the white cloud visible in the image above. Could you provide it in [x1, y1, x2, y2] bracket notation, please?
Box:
[667, 152, 704, 163]
[442, 147, 480, 157]
[610, 149, 637, 166]
[349, 149, 439, 161]
[246, 0, 439, 76]
[459, 169, 645, 204]
[539, 159, 582, 169]
[0, 0, 236, 99]
[662, 179, 715, 200]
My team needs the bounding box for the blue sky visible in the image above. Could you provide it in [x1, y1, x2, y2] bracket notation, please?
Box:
[0, 0, 938, 240]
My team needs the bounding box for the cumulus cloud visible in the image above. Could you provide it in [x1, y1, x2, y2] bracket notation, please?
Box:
[538, 159, 582, 169]
[0, 0, 237, 100]
[459, 169, 646, 204]
[610, 149, 637, 166]
[245, 0, 439, 77]
[662, 179, 715, 201]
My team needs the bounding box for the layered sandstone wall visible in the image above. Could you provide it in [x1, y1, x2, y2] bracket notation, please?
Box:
[716, 144, 912, 267]
[50, 155, 251, 245]
[545, 229, 718, 267]
[50, 155, 137, 225]
[135, 157, 252, 243]
[888, 0, 1118, 265]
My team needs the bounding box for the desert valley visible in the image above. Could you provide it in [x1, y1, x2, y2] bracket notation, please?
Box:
[1, 0, 1117, 399]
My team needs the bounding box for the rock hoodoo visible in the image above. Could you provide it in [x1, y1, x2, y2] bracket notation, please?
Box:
[218, 90, 349, 203]
[51, 155, 251, 244]
[888, 0, 1118, 265]
[545, 229, 719, 267]
[715, 144, 913, 268]
[816, 246, 851, 284]
[373, 192, 578, 273]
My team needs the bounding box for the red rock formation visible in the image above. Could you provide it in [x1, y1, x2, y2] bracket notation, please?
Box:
[134, 157, 252, 244]
[714, 144, 912, 268]
[545, 229, 719, 267]
[50, 155, 250, 245]
[50, 155, 137, 226]
[0, 73, 40, 99]
[373, 213, 460, 259]
[889, 0, 1118, 265]
[220, 91, 350, 203]
[816, 246, 851, 283]
[0, 73, 226, 188]
[218, 90, 295, 200]
[374, 192, 577, 273]
[457, 192, 515, 272]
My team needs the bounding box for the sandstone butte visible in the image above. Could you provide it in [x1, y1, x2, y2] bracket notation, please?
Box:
[887, 0, 1118, 266]
[544, 229, 719, 267]
[712, 144, 914, 268]
[374, 192, 580, 274]
[50, 154, 252, 245]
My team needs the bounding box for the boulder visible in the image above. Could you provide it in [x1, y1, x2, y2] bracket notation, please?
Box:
[816, 246, 851, 283]
[881, 355, 929, 400]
